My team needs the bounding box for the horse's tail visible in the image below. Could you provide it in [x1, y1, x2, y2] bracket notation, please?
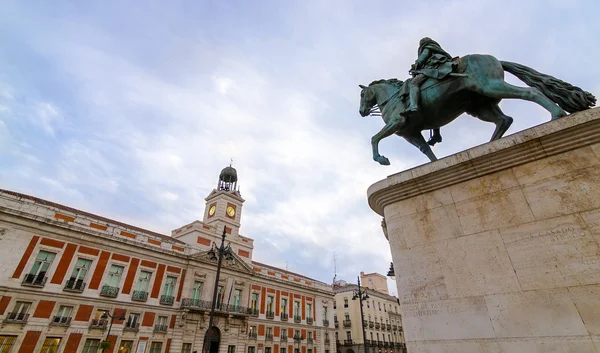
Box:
[501, 61, 596, 113]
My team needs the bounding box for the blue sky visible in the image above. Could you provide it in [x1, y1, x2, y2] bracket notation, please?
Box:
[1, 0, 598, 291]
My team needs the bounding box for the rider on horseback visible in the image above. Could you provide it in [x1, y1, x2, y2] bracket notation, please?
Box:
[407, 37, 457, 146]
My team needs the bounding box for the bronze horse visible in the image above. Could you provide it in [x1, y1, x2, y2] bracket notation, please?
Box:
[359, 54, 596, 165]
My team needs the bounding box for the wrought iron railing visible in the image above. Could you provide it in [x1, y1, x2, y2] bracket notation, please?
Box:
[266, 334, 273, 341]
[89, 319, 108, 329]
[294, 315, 301, 323]
[386, 324, 391, 330]
[248, 332, 257, 339]
[280, 336, 288, 341]
[280, 313, 288, 321]
[306, 317, 313, 325]
[323, 319, 329, 326]
[154, 324, 168, 333]
[63, 278, 85, 292]
[266, 311, 274, 319]
[51, 316, 71, 326]
[160, 295, 174, 305]
[343, 320, 351, 327]
[181, 299, 254, 315]
[132, 290, 148, 302]
[100, 285, 119, 298]
[334, 321, 339, 328]
[369, 321, 374, 328]
[124, 322, 140, 331]
[344, 340, 353, 345]
[392, 324, 397, 331]
[324, 338, 330, 345]
[4, 312, 29, 323]
[22, 273, 47, 287]
[307, 338, 314, 344]
[374, 322, 380, 329]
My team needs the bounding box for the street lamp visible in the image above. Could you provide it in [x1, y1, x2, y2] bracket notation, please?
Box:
[386, 262, 395, 280]
[100, 310, 126, 352]
[293, 332, 305, 353]
[352, 276, 369, 353]
[204, 226, 234, 353]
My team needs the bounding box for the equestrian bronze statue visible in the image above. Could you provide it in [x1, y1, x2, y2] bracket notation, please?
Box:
[359, 37, 596, 165]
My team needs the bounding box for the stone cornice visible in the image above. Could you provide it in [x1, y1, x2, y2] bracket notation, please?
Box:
[368, 107, 600, 216]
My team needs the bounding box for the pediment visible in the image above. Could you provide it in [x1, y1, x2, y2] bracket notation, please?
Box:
[191, 248, 254, 274]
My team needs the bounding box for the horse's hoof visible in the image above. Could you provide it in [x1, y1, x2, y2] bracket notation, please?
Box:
[552, 111, 567, 120]
[376, 156, 390, 165]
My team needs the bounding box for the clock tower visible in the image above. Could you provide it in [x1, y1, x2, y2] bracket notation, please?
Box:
[203, 164, 244, 237]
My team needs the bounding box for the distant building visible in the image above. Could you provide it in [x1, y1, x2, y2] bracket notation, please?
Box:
[332, 279, 405, 353]
[0, 166, 335, 353]
[359, 273, 388, 296]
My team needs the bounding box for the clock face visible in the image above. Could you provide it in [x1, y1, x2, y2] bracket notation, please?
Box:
[226, 206, 236, 217]
[208, 205, 216, 216]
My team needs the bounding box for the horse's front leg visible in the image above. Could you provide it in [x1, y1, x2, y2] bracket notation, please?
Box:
[371, 116, 405, 165]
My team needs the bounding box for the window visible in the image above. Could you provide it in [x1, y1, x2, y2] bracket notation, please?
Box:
[280, 348, 286, 353]
[249, 326, 257, 336]
[227, 345, 236, 353]
[335, 333, 338, 341]
[293, 301, 300, 317]
[395, 306, 398, 313]
[216, 285, 225, 306]
[307, 303, 312, 319]
[125, 313, 140, 328]
[370, 332, 373, 340]
[93, 309, 108, 320]
[25, 250, 55, 284]
[181, 343, 192, 353]
[266, 327, 273, 337]
[157, 315, 168, 327]
[308, 332, 313, 340]
[67, 258, 91, 288]
[39, 338, 61, 353]
[251, 293, 259, 311]
[163, 276, 177, 297]
[53, 305, 73, 324]
[388, 334, 391, 342]
[136, 271, 152, 292]
[106, 265, 124, 287]
[346, 331, 351, 340]
[267, 296, 274, 313]
[378, 302, 381, 311]
[8, 301, 30, 321]
[344, 314, 350, 321]
[191, 281, 203, 300]
[248, 347, 256, 353]
[119, 341, 134, 353]
[307, 349, 312, 353]
[82, 339, 100, 353]
[367, 301, 370, 308]
[265, 348, 272, 353]
[322, 306, 327, 319]
[0, 336, 17, 353]
[343, 298, 348, 308]
[233, 289, 242, 309]
[281, 298, 288, 314]
[333, 315, 337, 322]
[384, 303, 387, 312]
[325, 333, 329, 340]
[376, 333, 379, 341]
[333, 300, 336, 309]
[149, 342, 163, 353]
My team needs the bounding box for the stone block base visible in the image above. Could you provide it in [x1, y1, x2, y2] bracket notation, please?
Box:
[368, 108, 600, 353]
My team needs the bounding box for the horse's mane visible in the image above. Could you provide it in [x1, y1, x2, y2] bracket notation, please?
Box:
[368, 78, 404, 88]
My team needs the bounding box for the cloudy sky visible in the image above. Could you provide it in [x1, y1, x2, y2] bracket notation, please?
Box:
[1, 0, 598, 292]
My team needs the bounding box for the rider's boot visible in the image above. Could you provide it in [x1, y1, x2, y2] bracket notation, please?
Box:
[405, 85, 421, 117]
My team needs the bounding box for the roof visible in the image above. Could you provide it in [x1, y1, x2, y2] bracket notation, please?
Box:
[0, 188, 186, 245]
[252, 260, 322, 284]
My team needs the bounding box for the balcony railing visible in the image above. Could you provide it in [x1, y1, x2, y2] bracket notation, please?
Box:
[306, 317, 313, 325]
[154, 324, 168, 333]
[280, 313, 288, 321]
[63, 278, 85, 292]
[377, 341, 383, 347]
[343, 340, 353, 345]
[365, 340, 371, 346]
[374, 322, 380, 329]
[368, 321, 374, 328]
[266, 311, 274, 319]
[248, 332, 257, 339]
[294, 315, 301, 323]
[386, 324, 391, 330]
[383, 342, 389, 348]
[22, 273, 47, 288]
[307, 338, 314, 345]
[343, 320, 351, 328]
[160, 295, 174, 305]
[181, 299, 254, 316]
[392, 325, 397, 331]
[132, 290, 148, 302]
[369, 341, 376, 347]
[51, 316, 71, 326]
[100, 285, 119, 298]
[334, 321, 339, 328]
[266, 334, 273, 341]
[124, 322, 140, 331]
[323, 319, 329, 326]
[4, 312, 29, 323]
[324, 339, 330, 345]
[280, 336, 288, 342]
[90, 319, 108, 329]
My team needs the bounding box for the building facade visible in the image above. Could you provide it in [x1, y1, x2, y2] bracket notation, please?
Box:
[0, 167, 336, 353]
[332, 280, 405, 353]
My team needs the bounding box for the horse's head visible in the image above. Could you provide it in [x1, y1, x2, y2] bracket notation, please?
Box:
[358, 84, 376, 117]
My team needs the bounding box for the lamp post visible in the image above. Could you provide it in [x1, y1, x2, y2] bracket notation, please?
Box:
[293, 332, 305, 353]
[352, 276, 369, 353]
[204, 226, 234, 353]
[100, 310, 126, 352]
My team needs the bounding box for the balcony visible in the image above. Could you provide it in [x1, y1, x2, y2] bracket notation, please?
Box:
[160, 295, 174, 305]
[132, 290, 148, 302]
[266, 334, 273, 341]
[181, 299, 254, 316]
[21, 273, 47, 288]
[90, 319, 108, 329]
[294, 315, 301, 323]
[266, 311, 274, 319]
[324, 339, 330, 345]
[250, 308, 259, 316]
[392, 325, 397, 331]
[248, 332, 257, 339]
[364, 340, 371, 346]
[377, 341, 383, 347]
[323, 319, 329, 327]
[369, 341, 376, 347]
[383, 342, 389, 348]
[306, 317, 313, 325]
[343, 340, 353, 345]
[100, 285, 119, 298]
[307, 338, 314, 345]
[4, 312, 29, 323]
[124, 322, 140, 332]
[154, 324, 168, 333]
[386, 324, 391, 330]
[280, 336, 288, 342]
[63, 278, 86, 292]
[368, 321, 374, 328]
[51, 316, 71, 326]
[374, 323, 380, 329]
[334, 321, 339, 328]
[343, 320, 351, 328]
[280, 313, 288, 321]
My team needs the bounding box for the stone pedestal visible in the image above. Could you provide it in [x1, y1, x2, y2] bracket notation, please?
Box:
[367, 107, 600, 353]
